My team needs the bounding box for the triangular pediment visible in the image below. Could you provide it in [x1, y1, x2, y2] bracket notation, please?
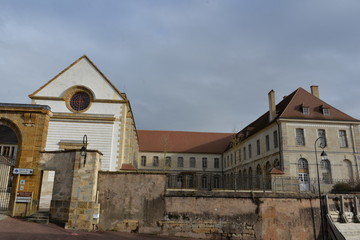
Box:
[29, 55, 125, 101]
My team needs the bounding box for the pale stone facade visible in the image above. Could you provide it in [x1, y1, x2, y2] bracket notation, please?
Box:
[29, 55, 138, 171]
[223, 86, 360, 192]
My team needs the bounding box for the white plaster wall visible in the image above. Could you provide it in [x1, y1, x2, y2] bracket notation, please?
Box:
[34, 100, 123, 117]
[46, 121, 119, 171]
[34, 58, 123, 100]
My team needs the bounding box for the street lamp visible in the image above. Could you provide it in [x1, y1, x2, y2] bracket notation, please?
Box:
[80, 135, 88, 167]
[314, 136, 327, 240]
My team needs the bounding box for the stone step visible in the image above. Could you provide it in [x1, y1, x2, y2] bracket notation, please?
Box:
[24, 211, 49, 224]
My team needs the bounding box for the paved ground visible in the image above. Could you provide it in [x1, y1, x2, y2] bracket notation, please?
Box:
[0, 214, 195, 240]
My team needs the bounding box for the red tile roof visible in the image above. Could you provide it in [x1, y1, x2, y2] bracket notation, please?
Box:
[120, 163, 137, 170]
[137, 130, 233, 154]
[270, 168, 285, 175]
[235, 87, 359, 142]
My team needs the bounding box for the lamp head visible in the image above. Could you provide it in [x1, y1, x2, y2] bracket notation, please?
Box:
[320, 151, 327, 161]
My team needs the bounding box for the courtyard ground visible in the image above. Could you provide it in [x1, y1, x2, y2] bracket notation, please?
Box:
[0, 214, 195, 240]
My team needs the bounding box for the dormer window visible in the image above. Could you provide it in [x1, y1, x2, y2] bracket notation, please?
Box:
[322, 107, 330, 116]
[301, 105, 310, 115]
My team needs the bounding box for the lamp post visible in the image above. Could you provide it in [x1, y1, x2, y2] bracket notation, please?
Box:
[80, 135, 88, 167]
[314, 136, 327, 240]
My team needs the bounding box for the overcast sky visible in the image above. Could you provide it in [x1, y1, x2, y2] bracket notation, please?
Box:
[1, 0, 360, 133]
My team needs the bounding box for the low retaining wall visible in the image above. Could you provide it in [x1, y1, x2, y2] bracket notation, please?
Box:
[97, 172, 321, 239]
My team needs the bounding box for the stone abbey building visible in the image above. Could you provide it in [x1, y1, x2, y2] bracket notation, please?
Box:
[1, 55, 359, 220]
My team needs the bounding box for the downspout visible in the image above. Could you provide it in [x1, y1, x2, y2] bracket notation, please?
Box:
[276, 120, 284, 171]
[350, 124, 359, 181]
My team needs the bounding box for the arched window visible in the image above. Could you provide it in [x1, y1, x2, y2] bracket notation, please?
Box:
[298, 158, 308, 170]
[185, 174, 193, 188]
[265, 161, 271, 175]
[321, 159, 332, 184]
[213, 175, 221, 189]
[238, 170, 242, 189]
[256, 164, 262, 189]
[343, 159, 354, 182]
[243, 169, 248, 190]
[248, 167, 253, 189]
[274, 159, 280, 169]
[201, 175, 208, 189]
[176, 175, 183, 188]
[298, 158, 310, 191]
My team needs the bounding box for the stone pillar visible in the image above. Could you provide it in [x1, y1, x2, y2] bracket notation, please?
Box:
[40, 150, 102, 231]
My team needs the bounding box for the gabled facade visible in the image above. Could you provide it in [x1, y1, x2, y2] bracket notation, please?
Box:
[29, 55, 138, 171]
[223, 86, 360, 192]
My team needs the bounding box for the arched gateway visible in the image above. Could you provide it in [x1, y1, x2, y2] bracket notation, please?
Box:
[0, 103, 51, 216]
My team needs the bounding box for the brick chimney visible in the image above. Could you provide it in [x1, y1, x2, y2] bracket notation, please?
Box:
[311, 85, 320, 98]
[268, 90, 276, 122]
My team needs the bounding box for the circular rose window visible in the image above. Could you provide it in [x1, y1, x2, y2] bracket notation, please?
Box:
[69, 92, 91, 112]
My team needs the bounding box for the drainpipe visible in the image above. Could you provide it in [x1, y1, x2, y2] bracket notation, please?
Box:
[350, 124, 359, 181]
[276, 120, 284, 171]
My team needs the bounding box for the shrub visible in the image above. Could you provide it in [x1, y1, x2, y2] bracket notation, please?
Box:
[331, 182, 353, 193]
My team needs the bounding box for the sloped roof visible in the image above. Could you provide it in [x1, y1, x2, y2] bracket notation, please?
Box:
[29, 55, 127, 100]
[137, 130, 233, 154]
[279, 87, 358, 121]
[235, 87, 359, 143]
[120, 163, 137, 171]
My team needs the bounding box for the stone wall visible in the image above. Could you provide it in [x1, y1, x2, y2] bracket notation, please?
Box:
[40, 150, 101, 231]
[97, 172, 322, 239]
[97, 171, 166, 233]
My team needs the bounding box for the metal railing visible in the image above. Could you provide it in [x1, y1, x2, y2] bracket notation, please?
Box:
[166, 173, 356, 193]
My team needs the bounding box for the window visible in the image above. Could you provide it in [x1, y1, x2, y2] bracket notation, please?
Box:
[243, 147, 246, 160]
[248, 144, 252, 159]
[321, 160, 332, 184]
[201, 175, 208, 189]
[213, 175, 221, 188]
[153, 156, 159, 167]
[317, 129, 327, 147]
[70, 92, 91, 112]
[256, 140, 260, 155]
[227, 156, 229, 167]
[202, 157, 208, 168]
[190, 157, 196, 168]
[339, 130, 348, 148]
[273, 131, 278, 148]
[298, 158, 308, 169]
[177, 157, 184, 168]
[214, 158, 220, 168]
[322, 108, 330, 116]
[265, 135, 270, 151]
[141, 156, 146, 166]
[238, 149, 241, 162]
[165, 156, 171, 167]
[302, 106, 310, 115]
[223, 158, 226, 168]
[230, 154, 233, 166]
[296, 128, 305, 146]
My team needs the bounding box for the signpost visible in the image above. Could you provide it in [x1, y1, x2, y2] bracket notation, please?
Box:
[11, 168, 34, 216]
[13, 168, 33, 175]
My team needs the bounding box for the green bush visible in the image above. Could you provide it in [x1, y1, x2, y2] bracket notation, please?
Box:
[331, 182, 353, 193]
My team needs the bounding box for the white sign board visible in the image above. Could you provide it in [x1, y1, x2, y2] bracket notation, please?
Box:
[13, 168, 33, 175]
[16, 197, 31, 203]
